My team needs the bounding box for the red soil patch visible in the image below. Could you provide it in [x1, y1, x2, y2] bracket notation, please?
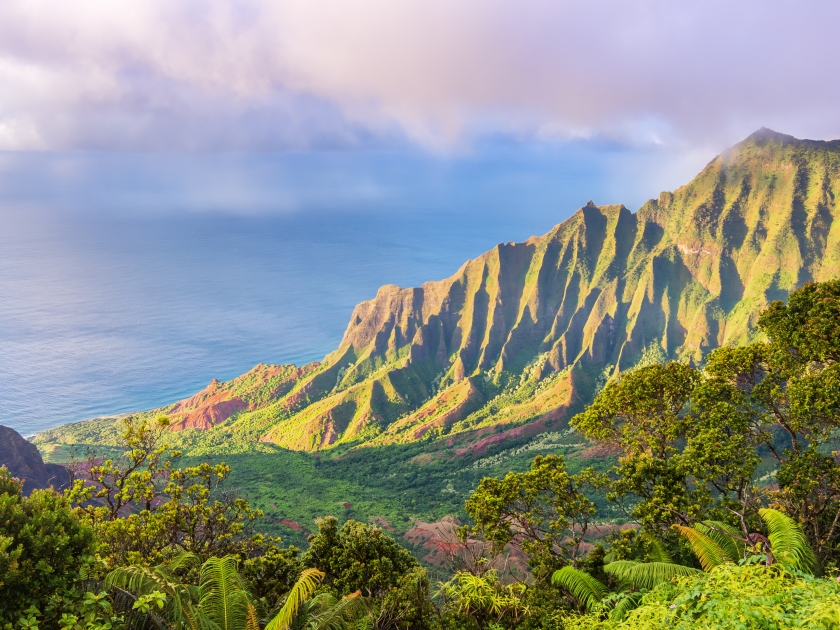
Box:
[279, 519, 304, 531]
[403, 516, 529, 575]
[167, 380, 248, 431]
[342, 502, 352, 509]
[403, 516, 464, 566]
[170, 396, 249, 431]
[577, 442, 622, 460]
[370, 516, 395, 531]
[452, 405, 570, 458]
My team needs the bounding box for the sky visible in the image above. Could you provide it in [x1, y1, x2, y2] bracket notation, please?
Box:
[1, 0, 838, 158]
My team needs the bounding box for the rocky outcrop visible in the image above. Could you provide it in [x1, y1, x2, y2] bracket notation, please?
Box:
[165, 363, 318, 431]
[0, 426, 70, 494]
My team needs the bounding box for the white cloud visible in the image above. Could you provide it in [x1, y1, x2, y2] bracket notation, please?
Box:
[0, 0, 838, 151]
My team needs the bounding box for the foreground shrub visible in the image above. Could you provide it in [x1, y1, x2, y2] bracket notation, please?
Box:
[0, 468, 98, 627]
[565, 562, 840, 629]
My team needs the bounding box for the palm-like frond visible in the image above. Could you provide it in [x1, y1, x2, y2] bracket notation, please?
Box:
[166, 551, 202, 575]
[694, 521, 743, 562]
[286, 593, 338, 630]
[551, 566, 607, 612]
[603, 560, 702, 590]
[245, 604, 261, 630]
[199, 556, 255, 630]
[306, 591, 370, 630]
[644, 536, 673, 564]
[759, 508, 818, 574]
[608, 591, 644, 622]
[105, 563, 203, 630]
[265, 568, 326, 630]
[672, 524, 733, 572]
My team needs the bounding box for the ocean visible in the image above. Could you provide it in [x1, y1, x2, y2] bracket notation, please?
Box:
[0, 145, 705, 435]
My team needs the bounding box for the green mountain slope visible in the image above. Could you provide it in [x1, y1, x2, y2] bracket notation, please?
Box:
[35, 129, 840, 457]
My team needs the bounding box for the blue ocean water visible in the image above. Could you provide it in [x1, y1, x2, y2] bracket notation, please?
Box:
[0, 145, 706, 435]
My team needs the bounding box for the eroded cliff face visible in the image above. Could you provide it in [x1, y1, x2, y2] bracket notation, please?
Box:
[46, 130, 839, 454]
[255, 129, 840, 450]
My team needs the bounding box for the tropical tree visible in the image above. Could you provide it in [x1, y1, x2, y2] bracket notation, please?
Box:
[461, 455, 608, 577]
[67, 414, 265, 567]
[571, 280, 840, 566]
[302, 517, 419, 598]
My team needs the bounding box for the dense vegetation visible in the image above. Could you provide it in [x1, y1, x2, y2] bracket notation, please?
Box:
[5, 280, 840, 628]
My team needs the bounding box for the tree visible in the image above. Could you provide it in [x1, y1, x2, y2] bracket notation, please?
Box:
[570, 361, 758, 532]
[373, 567, 439, 630]
[302, 517, 419, 598]
[243, 542, 304, 611]
[67, 415, 264, 567]
[0, 468, 98, 627]
[462, 455, 607, 577]
[68, 414, 181, 521]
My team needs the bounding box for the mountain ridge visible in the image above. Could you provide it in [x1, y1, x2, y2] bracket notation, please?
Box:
[34, 129, 840, 456]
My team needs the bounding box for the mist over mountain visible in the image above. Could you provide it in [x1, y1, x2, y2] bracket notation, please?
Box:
[36, 129, 840, 456]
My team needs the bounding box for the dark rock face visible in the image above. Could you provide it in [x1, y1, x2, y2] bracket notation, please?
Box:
[0, 425, 70, 494]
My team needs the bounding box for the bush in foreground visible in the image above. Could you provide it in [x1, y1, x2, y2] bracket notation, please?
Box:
[566, 562, 840, 630]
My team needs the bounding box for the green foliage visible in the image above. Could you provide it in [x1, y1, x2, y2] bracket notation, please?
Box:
[551, 567, 607, 612]
[199, 555, 261, 630]
[671, 525, 735, 572]
[601, 561, 701, 592]
[437, 570, 527, 630]
[105, 552, 203, 629]
[243, 542, 303, 610]
[375, 566, 439, 630]
[759, 508, 818, 574]
[265, 568, 325, 630]
[67, 414, 181, 520]
[565, 563, 840, 629]
[302, 517, 419, 598]
[0, 468, 98, 627]
[67, 417, 265, 567]
[462, 455, 607, 576]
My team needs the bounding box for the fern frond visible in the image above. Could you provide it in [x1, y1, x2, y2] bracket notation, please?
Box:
[551, 566, 607, 612]
[673, 524, 733, 572]
[307, 591, 370, 630]
[639, 532, 673, 564]
[608, 591, 644, 622]
[199, 556, 254, 630]
[603, 560, 702, 590]
[246, 603, 261, 630]
[759, 508, 818, 574]
[265, 568, 326, 630]
[286, 593, 337, 630]
[695, 521, 743, 562]
[106, 564, 203, 630]
[166, 550, 202, 574]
